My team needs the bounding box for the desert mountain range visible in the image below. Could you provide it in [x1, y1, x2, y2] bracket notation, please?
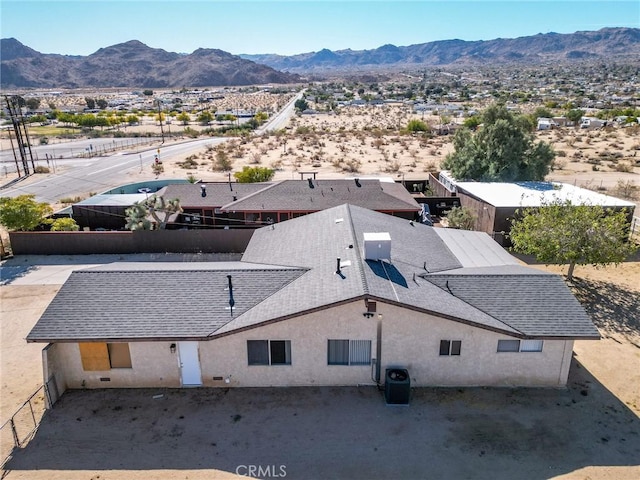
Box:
[1, 27, 639, 88]
[241, 27, 640, 73]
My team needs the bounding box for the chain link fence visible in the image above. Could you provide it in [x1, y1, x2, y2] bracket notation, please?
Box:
[0, 376, 60, 468]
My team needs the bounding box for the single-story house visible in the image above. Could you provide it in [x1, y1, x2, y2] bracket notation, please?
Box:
[433, 173, 636, 245]
[28, 204, 598, 392]
[155, 182, 272, 228]
[161, 178, 421, 228]
[536, 118, 558, 130]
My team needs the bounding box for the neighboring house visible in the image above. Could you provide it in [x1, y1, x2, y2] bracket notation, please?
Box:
[156, 182, 272, 228]
[580, 117, 606, 129]
[432, 173, 636, 245]
[67, 180, 188, 230]
[217, 179, 421, 226]
[536, 118, 557, 130]
[27, 204, 598, 392]
[72, 193, 150, 231]
[159, 179, 422, 228]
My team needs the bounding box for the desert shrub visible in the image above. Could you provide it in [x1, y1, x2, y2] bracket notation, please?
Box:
[183, 127, 200, 138]
[50, 217, 79, 231]
[552, 159, 567, 170]
[212, 150, 233, 171]
[342, 159, 361, 173]
[59, 196, 83, 204]
[34, 166, 50, 173]
[613, 162, 633, 173]
[383, 161, 401, 173]
[613, 180, 638, 200]
[423, 161, 438, 173]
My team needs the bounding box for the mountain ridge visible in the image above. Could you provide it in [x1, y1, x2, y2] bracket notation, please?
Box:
[239, 27, 640, 72]
[0, 38, 300, 89]
[2, 27, 638, 88]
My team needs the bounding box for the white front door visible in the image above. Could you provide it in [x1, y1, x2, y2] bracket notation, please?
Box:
[178, 341, 202, 386]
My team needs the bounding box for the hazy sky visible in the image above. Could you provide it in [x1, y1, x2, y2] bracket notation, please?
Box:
[2, 0, 639, 56]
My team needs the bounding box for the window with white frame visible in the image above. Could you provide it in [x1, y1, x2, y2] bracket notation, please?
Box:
[497, 339, 544, 353]
[247, 340, 291, 365]
[439, 340, 461, 356]
[328, 339, 371, 365]
[520, 339, 544, 352]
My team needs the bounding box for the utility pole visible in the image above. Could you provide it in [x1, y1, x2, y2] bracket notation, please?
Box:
[157, 99, 165, 144]
[4, 95, 36, 175]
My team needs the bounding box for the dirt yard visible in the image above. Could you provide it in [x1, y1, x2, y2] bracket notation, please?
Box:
[1, 254, 639, 479]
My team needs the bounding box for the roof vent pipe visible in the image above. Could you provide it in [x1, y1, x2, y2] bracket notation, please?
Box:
[336, 257, 341, 275]
[200, 184, 207, 197]
[355, 178, 361, 188]
[308, 178, 314, 189]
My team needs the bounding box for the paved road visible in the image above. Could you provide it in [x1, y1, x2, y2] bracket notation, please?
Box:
[0, 90, 304, 202]
[0, 137, 227, 203]
[0, 137, 155, 173]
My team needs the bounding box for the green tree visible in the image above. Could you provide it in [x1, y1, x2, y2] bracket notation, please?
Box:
[27, 114, 47, 124]
[197, 111, 213, 125]
[510, 199, 637, 281]
[442, 104, 554, 182]
[566, 109, 585, 124]
[126, 114, 139, 125]
[463, 115, 481, 130]
[85, 97, 96, 109]
[124, 203, 152, 231]
[177, 112, 191, 125]
[143, 89, 154, 96]
[25, 98, 41, 110]
[406, 119, 429, 133]
[0, 195, 52, 231]
[145, 196, 182, 230]
[533, 107, 554, 119]
[254, 111, 269, 125]
[124, 196, 182, 230]
[234, 166, 275, 183]
[96, 99, 108, 109]
[294, 98, 309, 111]
[445, 206, 476, 230]
[50, 217, 80, 231]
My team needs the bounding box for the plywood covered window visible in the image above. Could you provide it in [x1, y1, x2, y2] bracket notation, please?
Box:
[79, 342, 132, 371]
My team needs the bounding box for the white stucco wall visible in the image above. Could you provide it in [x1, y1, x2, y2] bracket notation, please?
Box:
[379, 303, 574, 387]
[48, 300, 577, 389]
[49, 341, 181, 389]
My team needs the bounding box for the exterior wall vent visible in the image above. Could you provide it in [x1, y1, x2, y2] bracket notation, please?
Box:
[363, 232, 391, 261]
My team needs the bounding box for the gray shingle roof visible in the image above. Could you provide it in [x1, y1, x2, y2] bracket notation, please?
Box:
[238, 204, 598, 339]
[27, 266, 306, 342]
[159, 183, 271, 208]
[28, 204, 598, 342]
[423, 271, 598, 337]
[219, 179, 421, 212]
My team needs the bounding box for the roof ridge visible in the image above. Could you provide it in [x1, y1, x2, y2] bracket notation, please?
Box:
[207, 268, 310, 337]
[346, 204, 369, 296]
[379, 183, 424, 209]
[219, 180, 282, 209]
[422, 276, 525, 335]
[77, 267, 309, 273]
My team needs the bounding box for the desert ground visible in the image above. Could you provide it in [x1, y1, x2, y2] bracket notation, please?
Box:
[3, 101, 639, 203]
